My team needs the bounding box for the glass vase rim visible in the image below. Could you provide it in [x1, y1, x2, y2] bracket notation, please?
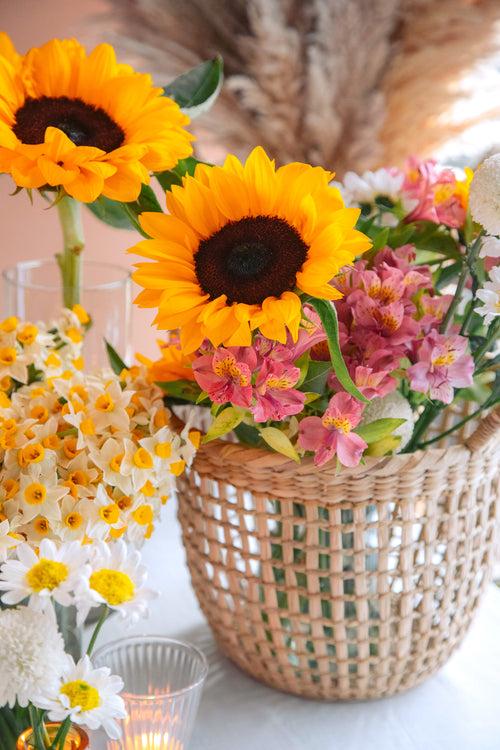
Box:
[93, 634, 209, 701]
[2, 257, 131, 292]
[17, 722, 89, 749]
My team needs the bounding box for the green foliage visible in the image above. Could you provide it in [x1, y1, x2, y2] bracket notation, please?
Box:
[105, 340, 128, 375]
[355, 418, 406, 444]
[164, 56, 223, 116]
[307, 298, 368, 403]
[155, 156, 205, 192]
[299, 360, 331, 394]
[259, 426, 300, 462]
[156, 379, 202, 404]
[202, 406, 243, 443]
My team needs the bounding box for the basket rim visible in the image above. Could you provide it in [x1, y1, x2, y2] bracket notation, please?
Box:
[176, 405, 500, 477]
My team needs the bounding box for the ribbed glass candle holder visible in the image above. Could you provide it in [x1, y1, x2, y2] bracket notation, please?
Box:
[93, 636, 208, 750]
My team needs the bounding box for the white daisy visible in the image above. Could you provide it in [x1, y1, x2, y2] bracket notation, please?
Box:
[341, 167, 405, 206]
[469, 154, 500, 235]
[476, 266, 500, 326]
[75, 540, 156, 626]
[0, 606, 67, 707]
[479, 235, 500, 259]
[0, 518, 22, 562]
[32, 654, 126, 740]
[0, 539, 89, 610]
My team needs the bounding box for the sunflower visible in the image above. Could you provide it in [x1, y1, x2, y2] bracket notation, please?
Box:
[132, 147, 371, 352]
[0, 35, 193, 202]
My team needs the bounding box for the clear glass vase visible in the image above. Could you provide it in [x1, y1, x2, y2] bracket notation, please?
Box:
[93, 636, 208, 750]
[2, 259, 132, 369]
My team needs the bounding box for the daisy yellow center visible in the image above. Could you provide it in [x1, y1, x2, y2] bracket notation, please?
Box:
[26, 559, 69, 591]
[195, 215, 309, 305]
[133, 447, 154, 469]
[14, 96, 125, 152]
[213, 357, 249, 385]
[0, 347, 16, 365]
[24, 482, 47, 505]
[95, 394, 115, 412]
[323, 416, 352, 434]
[433, 352, 455, 367]
[60, 680, 100, 712]
[89, 568, 135, 605]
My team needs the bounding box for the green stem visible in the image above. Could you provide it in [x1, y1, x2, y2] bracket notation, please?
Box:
[56, 194, 84, 309]
[49, 718, 71, 750]
[403, 401, 443, 454]
[416, 400, 499, 449]
[28, 706, 48, 750]
[440, 237, 481, 334]
[86, 606, 109, 656]
[474, 318, 500, 365]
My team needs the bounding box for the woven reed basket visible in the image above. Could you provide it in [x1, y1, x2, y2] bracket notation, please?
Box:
[176, 406, 500, 700]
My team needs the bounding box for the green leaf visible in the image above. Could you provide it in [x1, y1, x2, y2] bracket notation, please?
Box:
[307, 298, 368, 403]
[259, 426, 300, 462]
[155, 156, 204, 192]
[387, 222, 415, 248]
[371, 226, 390, 252]
[156, 379, 202, 403]
[164, 56, 224, 117]
[355, 417, 406, 444]
[234, 422, 262, 447]
[202, 406, 243, 443]
[300, 359, 331, 394]
[105, 340, 128, 375]
[87, 196, 134, 230]
[365, 434, 401, 456]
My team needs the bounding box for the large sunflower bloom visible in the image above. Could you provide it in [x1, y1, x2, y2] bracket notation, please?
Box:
[0, 35, 193, 202]
[132, 147, 371, 352]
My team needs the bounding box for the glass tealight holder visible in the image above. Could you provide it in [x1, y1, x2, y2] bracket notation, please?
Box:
[2, 258, 132, 370]
[17, 723, 89, 750]
[93, 636, 208, 750]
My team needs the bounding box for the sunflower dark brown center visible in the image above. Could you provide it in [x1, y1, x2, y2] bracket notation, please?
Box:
[13, 96, 125, 152]
[195, 215, 309, 305]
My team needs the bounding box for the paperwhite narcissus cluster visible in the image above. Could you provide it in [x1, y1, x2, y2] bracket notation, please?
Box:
[0, 316, 199, 548]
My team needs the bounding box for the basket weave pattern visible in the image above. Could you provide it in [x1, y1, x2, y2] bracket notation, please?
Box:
[176, 409, 500, 700]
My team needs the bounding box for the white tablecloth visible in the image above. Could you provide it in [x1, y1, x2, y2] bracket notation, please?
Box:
[90, 499, 500, 750]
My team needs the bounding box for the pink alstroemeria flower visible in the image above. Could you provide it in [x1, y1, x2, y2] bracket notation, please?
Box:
[403, 157, 468, 229]
[193, 347, 257, 408]
[418, 294, 454, 333]
[407, 330, 474, 404]
[252, 360, 306, 423]
[298, 392, 367, 468]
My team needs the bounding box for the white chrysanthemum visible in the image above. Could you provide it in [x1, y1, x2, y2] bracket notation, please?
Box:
[360, 391, 414, 450]
[479, 235, 500, 259]
[75, 539, 156, 626]
[341, 168, 404, 205]
[32, 654, 126, 740]
[0, 518, 22, 562]
[0, 539, 89, 609]
[469, 154, 500, 235]
[476, 265, 500, 326]
[0, 606, 67, 707]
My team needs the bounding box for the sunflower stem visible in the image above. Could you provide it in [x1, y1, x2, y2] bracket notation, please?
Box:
[56, 194, 84, 309]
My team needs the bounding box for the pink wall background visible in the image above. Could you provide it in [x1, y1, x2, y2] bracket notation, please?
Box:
[0, 0, 158, 357]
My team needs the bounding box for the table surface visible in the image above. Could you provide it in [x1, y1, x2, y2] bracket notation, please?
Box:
[90, 499, 500, 750]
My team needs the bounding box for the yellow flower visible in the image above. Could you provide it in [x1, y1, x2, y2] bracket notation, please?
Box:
[132, 147, 371, 352]
[0, 36, 193, 202]
[137, 339, 196, 383]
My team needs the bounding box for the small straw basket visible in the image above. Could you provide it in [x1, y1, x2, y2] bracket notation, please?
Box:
[176, 406, 500, 700]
